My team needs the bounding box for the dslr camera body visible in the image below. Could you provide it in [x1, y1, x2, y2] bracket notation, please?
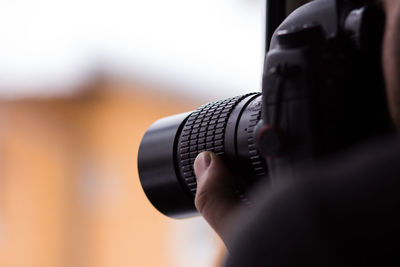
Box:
[138, 0, 392, 218]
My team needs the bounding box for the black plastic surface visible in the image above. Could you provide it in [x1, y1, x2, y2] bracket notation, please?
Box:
[138, 112, 198, 218]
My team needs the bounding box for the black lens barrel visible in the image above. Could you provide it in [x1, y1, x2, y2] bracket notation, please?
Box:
[138, 112, 198, 218]
[138, 93, 267, 218]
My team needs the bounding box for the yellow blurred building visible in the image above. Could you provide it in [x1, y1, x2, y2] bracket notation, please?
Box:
[0, 79, 224, 267]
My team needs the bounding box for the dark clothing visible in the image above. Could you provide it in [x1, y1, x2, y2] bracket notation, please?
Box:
[225, 138, 400, 267]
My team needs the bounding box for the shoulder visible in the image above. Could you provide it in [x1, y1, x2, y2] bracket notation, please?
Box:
[225, 137, 400, 267]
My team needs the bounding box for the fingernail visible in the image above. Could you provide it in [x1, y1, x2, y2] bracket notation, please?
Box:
[194, 152, 212, 177]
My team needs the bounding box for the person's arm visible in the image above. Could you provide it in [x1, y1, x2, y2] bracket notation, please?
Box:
[225, 138, 400, 267]
[195, 138, 400, 266]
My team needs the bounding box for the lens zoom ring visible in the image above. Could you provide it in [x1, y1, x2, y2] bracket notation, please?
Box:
[246, 97, 268, 178]
[177, 93, 256, 195]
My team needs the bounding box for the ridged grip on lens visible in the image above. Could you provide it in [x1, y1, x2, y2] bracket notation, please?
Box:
[176, 93, 258, 195]
[226, 94, 268, 192]
[240, 95, 268, 179]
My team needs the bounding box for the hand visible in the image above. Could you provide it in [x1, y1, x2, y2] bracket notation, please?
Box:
[193, 152, 242, 244]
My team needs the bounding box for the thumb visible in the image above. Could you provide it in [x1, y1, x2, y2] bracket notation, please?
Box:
[194, 151, 241, 242]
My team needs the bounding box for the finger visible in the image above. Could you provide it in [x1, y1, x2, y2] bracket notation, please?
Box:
[194, 151, 241, 242]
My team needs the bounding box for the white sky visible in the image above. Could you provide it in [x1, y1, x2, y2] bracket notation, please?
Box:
[0, 0, 264, 100]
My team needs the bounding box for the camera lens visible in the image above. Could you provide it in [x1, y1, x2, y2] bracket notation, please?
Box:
[138, 93, 267, 218]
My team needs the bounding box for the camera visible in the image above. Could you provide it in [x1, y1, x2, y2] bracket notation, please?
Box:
[138, 0, 392, 218]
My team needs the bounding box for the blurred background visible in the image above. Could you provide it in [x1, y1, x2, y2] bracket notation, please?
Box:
[0, 0, 265, 266]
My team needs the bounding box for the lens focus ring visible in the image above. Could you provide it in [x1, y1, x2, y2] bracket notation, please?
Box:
[176, 93, 257, 195]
